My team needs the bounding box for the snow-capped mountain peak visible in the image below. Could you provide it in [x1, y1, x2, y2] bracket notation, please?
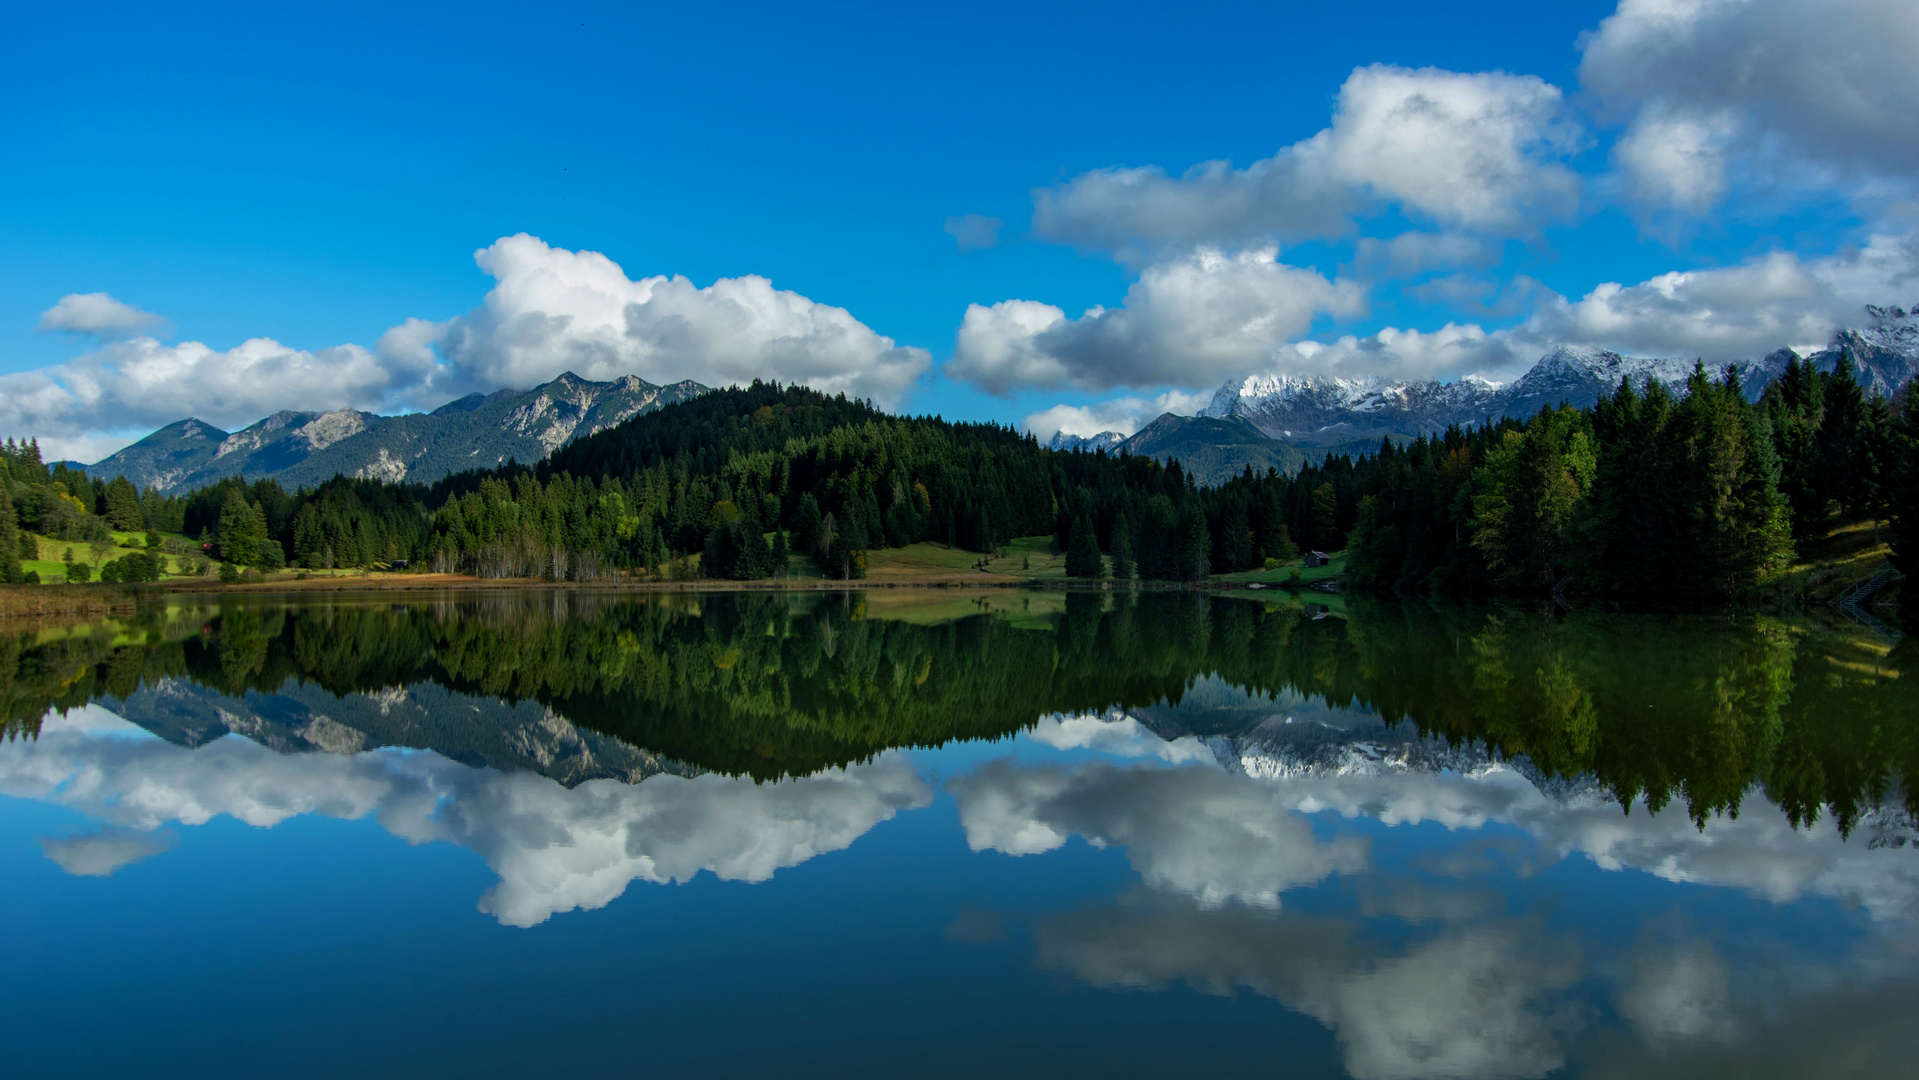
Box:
[1045, 430, 1127, 453]
[1200, 313, 1918, 447]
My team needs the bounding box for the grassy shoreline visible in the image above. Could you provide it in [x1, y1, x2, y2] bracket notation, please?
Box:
[5, 530, 1896, 613]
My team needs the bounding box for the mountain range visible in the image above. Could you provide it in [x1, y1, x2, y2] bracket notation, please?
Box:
[107, 676, 694, 787]
[88, 373, 707, 493]
[85, 307, 1919, 493]
[1050, 306, 1919, 480]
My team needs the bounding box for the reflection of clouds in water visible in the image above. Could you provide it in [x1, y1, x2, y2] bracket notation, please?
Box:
[958, 752, 1919, 1078]
[1, 705, 930, 927]
[950, 759, 1367, 908]
[1615, 940, 1737, 1045]
[1334, 929, 1581, 1080]
[1024, 713, 1218, 765]
[38, 827, 175, 877]
[1247, 763, 1919, 923]
[1580, 979, 1919, 1080]
[1036, 905, 1581, 1080]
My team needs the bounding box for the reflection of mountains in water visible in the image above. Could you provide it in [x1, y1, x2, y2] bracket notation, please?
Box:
[9, 590, 1911, 830]
[1130, 675, 1664, 808]
[1123, 676, 1919, 847]
[104, 678, 695, 787]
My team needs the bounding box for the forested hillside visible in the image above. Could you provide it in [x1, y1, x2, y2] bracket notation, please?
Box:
[1, 439, 189, 583]
[428, 383, 1210, 580]
[5, 359, 1916, 601]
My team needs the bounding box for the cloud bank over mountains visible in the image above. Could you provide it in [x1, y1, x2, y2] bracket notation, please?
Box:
[3, 235, 932, 461]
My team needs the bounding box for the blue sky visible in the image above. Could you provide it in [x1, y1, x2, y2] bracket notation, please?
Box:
[4, 0, 1915, 460]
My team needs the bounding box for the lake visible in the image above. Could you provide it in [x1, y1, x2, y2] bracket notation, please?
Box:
[1, 590, 1914, 1078]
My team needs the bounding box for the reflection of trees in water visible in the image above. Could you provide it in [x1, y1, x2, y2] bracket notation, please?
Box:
[1, 593, 1911, 825]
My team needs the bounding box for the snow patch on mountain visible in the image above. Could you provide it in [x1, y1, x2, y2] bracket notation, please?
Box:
[1046, 430, 1127, 452]
[1200, 314, 1919, 444]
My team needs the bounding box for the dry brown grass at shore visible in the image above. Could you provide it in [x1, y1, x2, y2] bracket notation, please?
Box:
[0, 585, 136, 619]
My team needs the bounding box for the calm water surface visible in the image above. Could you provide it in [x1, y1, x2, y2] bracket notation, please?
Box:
[1, 591, 1914, 1078]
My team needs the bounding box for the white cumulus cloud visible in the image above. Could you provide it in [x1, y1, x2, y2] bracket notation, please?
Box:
[37, 292, 168, 338]
[428, 233, 930, 407]
[951, 246, 1365, 395]
[1581, 0, 1919, 212]
[1022, 389, 1213, 442]
[1033, 65, 1582, 257]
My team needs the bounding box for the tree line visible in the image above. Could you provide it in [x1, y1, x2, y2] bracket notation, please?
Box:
[0, 434, 435, 584]
[5, 357, 1916, 599]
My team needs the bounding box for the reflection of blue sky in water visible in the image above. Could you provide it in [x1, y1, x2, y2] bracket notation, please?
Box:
[3, 697, 1917, 1077]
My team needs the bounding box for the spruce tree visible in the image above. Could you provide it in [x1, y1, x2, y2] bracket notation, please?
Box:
[1109, 513, 1136, 579]
[1578, 378, 1677, 595]
[1218, 500, 1255, 571]
[792, 493, 822, 556]
[1859, 393, 1897, 545]
[1815, 351, 1868, 521]
[1659, 367, 1794, 597]
[215, 487, 264, 565]
[1269, 523, 1299, 563]
[770, 529, 790, 574]
[293, 506, 326, 568]
[1765, 354, 1828, 540]
[1139, 495, 1177, 579]
[1310, 483, 1340, 550]
[1890, 379, 1919, 581]
[1176, 500, 1212, 580]
[1471, 406, 1595, 593]
[1065, 515, 1103, 578]
[103, 476, 143, 531]
[0, 484, 20, 583]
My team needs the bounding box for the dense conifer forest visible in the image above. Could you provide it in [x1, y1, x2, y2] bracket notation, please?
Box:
[4, 360, 1916, 601]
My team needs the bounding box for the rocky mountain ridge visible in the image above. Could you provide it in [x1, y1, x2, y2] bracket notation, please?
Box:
[108, 677, 695, 787]
[90, 372, 707, 493]
[1050, 310, 1919, 466]
[1204, 310, 1918, 445]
